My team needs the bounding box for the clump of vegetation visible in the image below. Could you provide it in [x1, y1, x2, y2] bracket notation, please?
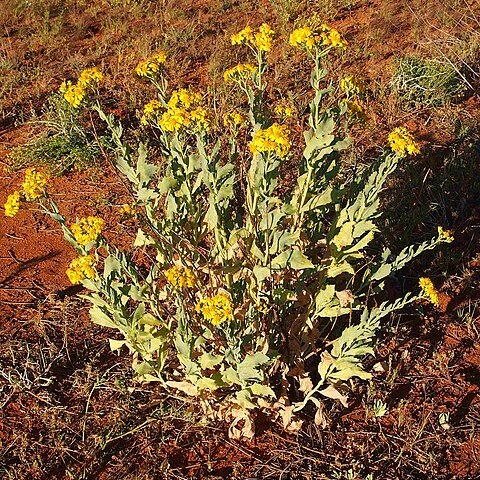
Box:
[391, 55, 466, 108]
[4, 22, 454, 438]
[7, 69, 104, 174]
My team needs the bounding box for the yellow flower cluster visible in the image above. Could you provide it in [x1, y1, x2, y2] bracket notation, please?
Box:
[289, 27, 317, 49]
[4, 168, 48, 217]
[78, 67, 104, 87]
[223, 111, 246, 129]
[135, 51, 167, 78]
[196, 293, 233, 326]
[289, 24, 347, 50]
[419, 277, 440, 307]
[158, 89, 210, 133]
[223, 63, 256, 83]
[66, 255, 96, 285]
[60, 66, 104, 108]
[254, 23, 275, 52]
[4, 191, 21, 217]
[22, 168, 48, 201]
[165, 265, 196, 289]
[140, 99, 163, 126]
[438, 226, 454, 243]
[249, 123, 291, 158]
[70, 216, 105, 246]
[340, 75, 365, 97]
[168, 88, 201, 109]
[319, 24, 348, 48]
[388, 127, 420, 157]
[231, 24, 275, 53]
[231, 26, 254, 45]
[119, 203, 135, 217]
[274, 104, 294, 119]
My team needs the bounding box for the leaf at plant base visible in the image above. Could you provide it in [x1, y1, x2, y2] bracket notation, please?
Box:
[158, 175, 177, 194]
[228, 410, 255, 439]
[133, 361, 154, 376]
[249, 383, 276, 398]
[330, 365, 372, 381]
[235, 389, 256, 409]
[139, 313, 163, 326]
[319, 384, 349, 407]
[196, 377, 220, 391]
[166, 380, 198, 396]
[109, 338, 125, 351]
[253, 265, 270, 284]
[198, 352, 224, 370]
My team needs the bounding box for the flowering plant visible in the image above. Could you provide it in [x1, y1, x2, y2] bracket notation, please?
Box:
[4, 24, 453, 436]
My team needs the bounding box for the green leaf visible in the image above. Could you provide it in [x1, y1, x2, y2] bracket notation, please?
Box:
[235, 389, 256, 409]
[109, 338, 125, 351]
[196, 377, 220, 391]
[90, 306, 116, 328]
[104, 255, 121, 278]
[198, 353, 224, 370]
[136, 143, 158, 185]
[250, 383, 276, 398]
[271, 249, 314, 270]
[134, 229, 155, 247]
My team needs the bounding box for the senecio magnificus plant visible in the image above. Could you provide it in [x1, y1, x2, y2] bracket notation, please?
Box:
[4, 23, 454, 437]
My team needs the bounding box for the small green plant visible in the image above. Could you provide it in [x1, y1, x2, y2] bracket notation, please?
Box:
[391, 55, 466, 108]
[4, 23, 452, 437]
[7, 70, 103, 174]
[439, 411, 451, 430]
[372, 399, 388, 418]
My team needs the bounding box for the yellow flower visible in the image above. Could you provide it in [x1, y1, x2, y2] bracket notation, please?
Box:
[135, 51, 167, 78]
[289, 27, 317, 49]
[189, 106, 210, 132]
[319, 24, 348, 49]
[231, 26, 254, 45]
[63, 82, 87, 108]
[66, 255, 96, 285]
[4, 191, 21, 217]
[249, 123, 291, 158]
[196, 293, 233, 326]
[168, 88, 201, 109]
[438, 226, 454, 243]
[22, 168, 48, 201]
[70, 216, 105, 246]
[388, 127, 420, 157]
[223, 63, 256, 83]
[158, 107, 190, 132]
[340, 75, 365, 97]
[254, 23, 275, 52]
[290, 24, 347, 51]
[223, 111, 246, 129]
[157, 89, 208, 133]
[274, 104, 294, 119]
[165, 265, 196, 289]
[78, 67, 104, 88]
[119, 204, 135, 217]
[140, 99, 162, 126]
[419, 277, 440, 307]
